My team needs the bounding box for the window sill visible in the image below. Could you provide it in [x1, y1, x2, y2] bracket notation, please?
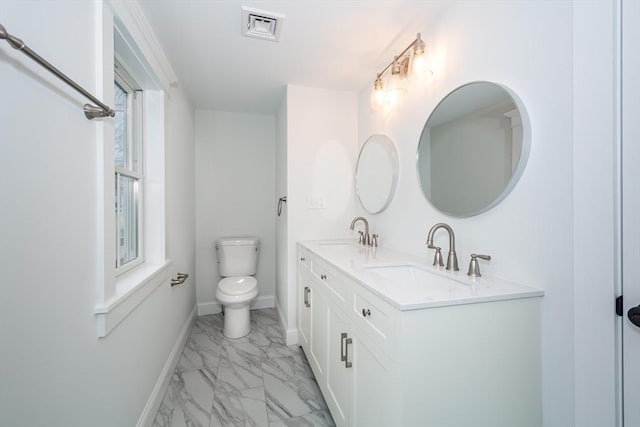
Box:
[95, 260, 173, 338]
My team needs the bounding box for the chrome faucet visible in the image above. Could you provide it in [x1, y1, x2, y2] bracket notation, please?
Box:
[349, 216, 371, 246]
[426, 223, 459, 271]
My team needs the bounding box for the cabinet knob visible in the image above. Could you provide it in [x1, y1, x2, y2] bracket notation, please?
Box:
[300, 257, 305, 262]
[362, 308, 371, 317]
[321, 274, 327, 280]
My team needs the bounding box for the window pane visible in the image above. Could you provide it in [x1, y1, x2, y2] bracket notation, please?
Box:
[114, 82, 128, 169]
[116, 174, 139, 267]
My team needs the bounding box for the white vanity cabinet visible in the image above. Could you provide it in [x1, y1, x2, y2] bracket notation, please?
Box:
[297, 245, 395, 427]
[297, 241, 543, 427]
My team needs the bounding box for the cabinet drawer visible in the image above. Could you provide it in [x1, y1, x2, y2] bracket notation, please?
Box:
[298, 247, 311, 269]
[352, 288, 392, 348]
[311, 256, 350, 305]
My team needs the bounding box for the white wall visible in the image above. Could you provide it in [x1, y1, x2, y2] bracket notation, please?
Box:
[0, 2, 196, 426]
[275, 95, 289, 332]
[194, 111, 276, 314]
[357, 2, 575, 425]
[281, 85, 358, 342]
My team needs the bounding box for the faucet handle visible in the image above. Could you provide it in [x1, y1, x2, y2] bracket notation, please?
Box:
[371, 234, 379, 247]
[358, 231, 365, 245]
[429, 246, 444, 267]
[467, 254, 491, 277]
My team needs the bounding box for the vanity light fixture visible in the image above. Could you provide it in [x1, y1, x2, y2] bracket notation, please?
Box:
[412, 33, 427, 74]
[371, 32, 431, 111]
[372, 75, 386, 107]
[386, 56, 408, 108]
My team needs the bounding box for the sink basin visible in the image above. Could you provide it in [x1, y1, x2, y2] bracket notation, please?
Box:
[367, 264, 434, 281]
[317, 241, 355, 246]
[365, 264, 472, 289]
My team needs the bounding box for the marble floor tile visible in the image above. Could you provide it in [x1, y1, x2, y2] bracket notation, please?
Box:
[210, 386, 269, 427]
[177, 333, 223, 375]
[236, 323, 299, 360]
[192, 314, 224, 336]
[217, 341, 265, 391]
[153, 369, 216, 427]
[153, 309, 334, 427]
[263, 361, 325, 421]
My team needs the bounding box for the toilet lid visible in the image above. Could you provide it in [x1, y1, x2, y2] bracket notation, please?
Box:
[218, 276, 257, 296]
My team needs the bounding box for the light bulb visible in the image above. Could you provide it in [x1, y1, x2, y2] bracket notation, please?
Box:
[412, 52, 426, 74]
[386, 58, 407, 108]
[412, 34, 427, 74]
[370, 75, 390, 111]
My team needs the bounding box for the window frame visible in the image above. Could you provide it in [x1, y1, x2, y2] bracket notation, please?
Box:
[95, 3, 172, 339]
[114, 63, 145, 276]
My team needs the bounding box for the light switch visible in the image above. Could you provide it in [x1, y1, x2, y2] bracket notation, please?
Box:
[307, 195, 326, 209]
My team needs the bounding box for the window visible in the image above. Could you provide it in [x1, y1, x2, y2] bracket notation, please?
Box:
[114, 62, 143, 274]
[95, 4, 170, 338]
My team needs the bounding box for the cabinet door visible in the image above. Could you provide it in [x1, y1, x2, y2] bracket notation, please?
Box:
[353, 336, 392, 427]
[325, 304, 353, 427]
[308, 284, 327, 380]
[298, 269, 311, 350]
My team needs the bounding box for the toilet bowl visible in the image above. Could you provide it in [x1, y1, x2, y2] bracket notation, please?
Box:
[216, 276, 258, 338]
[215, 237, 260, 339]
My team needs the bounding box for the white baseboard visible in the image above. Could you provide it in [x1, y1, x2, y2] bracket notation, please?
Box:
[275, 298, 298, 346]
[136, 305, 196, 427]
[197, 295, 274, 316]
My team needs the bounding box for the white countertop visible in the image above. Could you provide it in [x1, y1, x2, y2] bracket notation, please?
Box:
[299, 239, 544, 311]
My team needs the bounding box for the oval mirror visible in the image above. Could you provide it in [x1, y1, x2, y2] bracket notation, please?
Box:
[356, 134, 399, 214]
[417, 81, 530, 217]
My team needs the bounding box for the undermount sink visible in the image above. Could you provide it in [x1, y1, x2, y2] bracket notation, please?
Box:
[315, 240, 364, 252]
[365, 263, 472, 288]
[317, 240, 355, 246]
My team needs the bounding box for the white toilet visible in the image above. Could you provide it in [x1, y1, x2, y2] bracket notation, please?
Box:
[215, 236, 260, 339]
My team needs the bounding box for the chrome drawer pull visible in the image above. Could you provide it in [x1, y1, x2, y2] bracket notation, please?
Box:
[304, 287, 311, 308]
[340, 332, 347, 361]
[345, 337, 353, 368]
[362, 308, 371, 317]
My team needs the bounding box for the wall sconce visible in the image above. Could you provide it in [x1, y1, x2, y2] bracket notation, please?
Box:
[371, 33, 431, 111]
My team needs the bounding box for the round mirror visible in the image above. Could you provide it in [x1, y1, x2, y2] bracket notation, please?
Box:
[356, 134, 399, 214]
[417, 81, 530, 217]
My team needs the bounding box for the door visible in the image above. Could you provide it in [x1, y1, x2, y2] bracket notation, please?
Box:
[309, 285, 327, 379]
[325, 304, 353, 427]
[298, 269, 311, 349]
[352, 336, 392, 427]
[622, 0, 640, 424]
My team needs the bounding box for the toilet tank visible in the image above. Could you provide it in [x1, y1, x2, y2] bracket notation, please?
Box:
[215, 236, 260, 277]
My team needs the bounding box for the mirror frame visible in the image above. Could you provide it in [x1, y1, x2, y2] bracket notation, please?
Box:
[355, 134, 399, 214]
[416, 81, 531, 217]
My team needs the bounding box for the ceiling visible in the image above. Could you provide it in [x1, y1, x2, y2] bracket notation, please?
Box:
[138, 0, 445, 114]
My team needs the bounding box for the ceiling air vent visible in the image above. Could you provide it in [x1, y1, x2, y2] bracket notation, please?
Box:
[241, 6, 285, 42]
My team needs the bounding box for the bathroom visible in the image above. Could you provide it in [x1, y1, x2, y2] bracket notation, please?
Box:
[0, 0, 636, 426]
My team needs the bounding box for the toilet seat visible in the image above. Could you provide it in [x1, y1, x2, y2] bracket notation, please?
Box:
[218, 276, 257, 296]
